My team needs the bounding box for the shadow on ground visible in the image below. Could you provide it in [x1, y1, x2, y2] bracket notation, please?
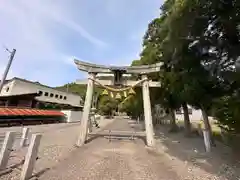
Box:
[33, 168, 51, 178]
[86, 134, 147, 145]
[154, 125, 240, 180]
[86, 119, 147, 145]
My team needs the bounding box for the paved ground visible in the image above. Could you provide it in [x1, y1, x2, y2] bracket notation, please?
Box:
[1, 118, 239, 180]
[0, 123, 79, 149]
[0, 118, 114, 180]
[38, 118, 179, 180]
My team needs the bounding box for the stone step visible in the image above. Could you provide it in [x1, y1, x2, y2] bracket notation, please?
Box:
[104, 136, 136, 140]
[88, 130, 146, 137]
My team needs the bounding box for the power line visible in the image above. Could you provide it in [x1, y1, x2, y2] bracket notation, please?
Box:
[1, 44, 11, 53]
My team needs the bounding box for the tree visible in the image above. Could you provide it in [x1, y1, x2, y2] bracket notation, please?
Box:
[119, 87, 143, 119]
[137, 0, 240, 148]
[98, 95, 118, 116]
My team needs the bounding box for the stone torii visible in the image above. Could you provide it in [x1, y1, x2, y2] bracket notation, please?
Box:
[74, 59, 162, 147]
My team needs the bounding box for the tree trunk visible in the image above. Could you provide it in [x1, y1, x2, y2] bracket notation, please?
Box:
[182, 103, 191, 136]
[169, 108, 178, 132]
[201, 105, 215, 152]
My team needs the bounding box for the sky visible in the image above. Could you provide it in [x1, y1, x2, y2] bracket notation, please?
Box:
[0, 0, 162, 86]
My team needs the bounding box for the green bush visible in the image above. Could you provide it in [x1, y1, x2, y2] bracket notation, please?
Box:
[213, 95, 240, 133]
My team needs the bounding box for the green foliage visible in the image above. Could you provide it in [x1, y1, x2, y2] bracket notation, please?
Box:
[127, 0, 240, 133]
[213, 95, 240, 133]
[57, 0, 240, 134]
[98, 95, 118, 116]
[55, 83, 102, 103]
[118, 88, 143, 118]
[55, 83, 87, 100]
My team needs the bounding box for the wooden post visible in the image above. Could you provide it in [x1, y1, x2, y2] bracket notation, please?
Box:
[0, 131, 15, 170]
[20, 127, 29, 148]
[20, 134, 42, 180]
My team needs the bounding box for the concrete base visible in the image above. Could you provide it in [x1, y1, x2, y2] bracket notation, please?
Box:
[0, 131, 15, 170]
[20, 134, 42, 180]
[20, 127, 29, 148]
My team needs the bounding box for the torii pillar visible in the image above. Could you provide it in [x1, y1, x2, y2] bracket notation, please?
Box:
[142, 74, 155, 146]
[74, 59, 162, 147]
[76, 73, 95, 146]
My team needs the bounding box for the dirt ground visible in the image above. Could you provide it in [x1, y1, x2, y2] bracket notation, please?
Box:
[0, 118, 239, 180]
[154, 124, 240, 180]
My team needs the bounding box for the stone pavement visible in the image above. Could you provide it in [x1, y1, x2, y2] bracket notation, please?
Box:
[38, 118, 179, 180]
[0, 118, 114, 180]
[0, 123, 79, 149]
[2, 118, 237, 180]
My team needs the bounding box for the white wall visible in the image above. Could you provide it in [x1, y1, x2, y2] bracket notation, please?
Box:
[175, 106, 213, 122]
[61, 110, 82, 123]
[175, 109, 203, 121]
[1, 79, 82, 107]
[1, 80, 16, 96]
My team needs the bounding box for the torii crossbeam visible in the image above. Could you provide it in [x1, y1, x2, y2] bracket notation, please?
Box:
[74, 59, 162, 147]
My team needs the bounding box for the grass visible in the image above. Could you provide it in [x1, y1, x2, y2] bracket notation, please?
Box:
[175, 119, 240, 148]
[176, 119, 221, 134]
[155, 118, 239, 149]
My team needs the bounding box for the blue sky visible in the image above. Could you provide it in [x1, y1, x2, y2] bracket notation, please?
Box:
[0, 0, 162, 86]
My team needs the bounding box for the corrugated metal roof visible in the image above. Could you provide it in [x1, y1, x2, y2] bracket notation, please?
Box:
[0, 92, 39, 98]
[0, 108, 65, 117]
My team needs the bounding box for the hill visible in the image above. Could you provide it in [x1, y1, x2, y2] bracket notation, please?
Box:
[55, 82, 103, 101]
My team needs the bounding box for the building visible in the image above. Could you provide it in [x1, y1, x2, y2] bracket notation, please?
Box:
[175, 106, 202, 121]
[0, 77, 84, 125]
[153, 104, 213, 123]
[0, 77, 83, 109]
[175, 105, 213, 122]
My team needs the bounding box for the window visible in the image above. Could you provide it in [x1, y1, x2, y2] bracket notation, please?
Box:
[50, 93, 54, 97]
[55, 94, 59, 98]
[5, 87, 9, 92]
[38, 91, 42, 96]
[63, 96, 67, 100]
[60, 95, 63, 99]
[44, 92, 49, 96]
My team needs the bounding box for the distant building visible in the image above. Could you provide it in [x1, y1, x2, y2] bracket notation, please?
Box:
[175, 106, 202, 121]
[154, 104, 213, 122]
[0, 77, 83, 109]
[175, 105, 213, 121]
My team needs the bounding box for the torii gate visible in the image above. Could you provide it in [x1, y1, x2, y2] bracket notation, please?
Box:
[74, 59, 161, 147]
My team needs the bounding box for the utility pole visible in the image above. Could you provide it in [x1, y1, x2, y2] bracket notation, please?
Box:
[66, 83, 69, 93]
[0, 48, 16, 94]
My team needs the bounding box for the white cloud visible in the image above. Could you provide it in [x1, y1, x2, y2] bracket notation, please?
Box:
[0, 0, 107, 86]
[17, 0, 107, 47]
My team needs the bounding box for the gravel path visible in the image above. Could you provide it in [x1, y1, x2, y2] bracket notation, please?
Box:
[38, 118, 179, 180]
[0, 118, 114, 180]
[1, 118, 240, 180]
[0, 123, 80, 149]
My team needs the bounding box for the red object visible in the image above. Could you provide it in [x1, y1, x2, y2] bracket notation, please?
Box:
[0, 108, 64, 117]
